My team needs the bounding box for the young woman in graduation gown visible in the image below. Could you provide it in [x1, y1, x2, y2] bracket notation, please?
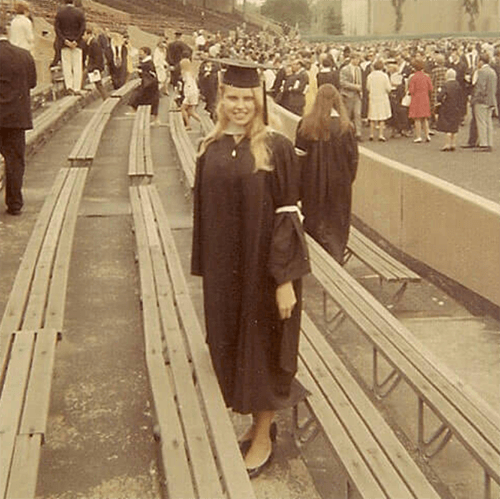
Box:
[295, 83, 359, 264]
[191, 62, 310, 478]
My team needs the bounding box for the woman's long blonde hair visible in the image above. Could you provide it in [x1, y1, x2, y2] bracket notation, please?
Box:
[198, 84, 272, 172]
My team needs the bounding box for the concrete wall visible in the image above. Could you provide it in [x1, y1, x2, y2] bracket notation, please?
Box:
[268, 99, 500, 307]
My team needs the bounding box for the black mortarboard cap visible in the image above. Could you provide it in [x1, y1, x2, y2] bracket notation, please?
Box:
[209, 58, 274, 124]
[219, 58, 262, 88]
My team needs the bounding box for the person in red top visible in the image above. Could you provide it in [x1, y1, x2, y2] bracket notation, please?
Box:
[408, 58, 433, 143]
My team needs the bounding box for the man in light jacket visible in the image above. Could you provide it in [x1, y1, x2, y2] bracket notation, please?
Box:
[472, 52, 498, 152]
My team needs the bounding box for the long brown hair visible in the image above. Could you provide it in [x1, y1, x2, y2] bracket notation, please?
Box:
[198, 84, 272, 172]
[298, 83, 352, 141]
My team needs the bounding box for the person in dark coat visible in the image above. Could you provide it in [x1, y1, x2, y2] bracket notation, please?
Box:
[197, 59, 219, 120]
[295, 84, 358, 263]
[167, 31, 193, 88]
[282, 59, 309, 116]
[191, 62, 310, 478]
[107, 33, 128, 90]
[0, 21, 37, 215]
[128, 47, 160, 124]
[54, 0, 86, 93]
[436, 68, 463, 151]
[316, 57, 340, 90]
[82, 28, 107, 100]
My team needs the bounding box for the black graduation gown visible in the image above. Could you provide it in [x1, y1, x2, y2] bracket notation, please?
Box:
[191, 131, 310, 415]
[295, 117, 359, 263]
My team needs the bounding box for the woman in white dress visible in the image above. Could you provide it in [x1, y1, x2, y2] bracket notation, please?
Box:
[366, 59, 392, 141]
[9, 1, 34, 55]
[180, 58, 201, 130]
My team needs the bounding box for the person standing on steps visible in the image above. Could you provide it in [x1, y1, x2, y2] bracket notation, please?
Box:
[191, 60, 310, 479]
[0, 17, 37, 215]
[54, 0, 86, 95]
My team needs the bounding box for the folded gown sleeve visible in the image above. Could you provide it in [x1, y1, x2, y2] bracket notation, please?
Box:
[267, 131, 311, 284]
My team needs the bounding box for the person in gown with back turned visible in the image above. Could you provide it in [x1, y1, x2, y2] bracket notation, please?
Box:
[191, 61, 310, 479]
[295, 83, 359, 263]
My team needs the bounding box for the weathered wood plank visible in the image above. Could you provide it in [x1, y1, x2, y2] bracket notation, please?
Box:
[296, 359, 387, 499]
[44, 168, 88, 331]
[19, 329, 59, 436]
[148, 187, 190, 297]
[5, 433, 43, 499]
[22, 170, 79, 331]
[0, 332, 36, 499]
[300, 336, 415, 498]
[301, 313, 441, 499]
[0, 169, 70, 364]
[129, 188, 163, 357]
[151, 245, 223, 499]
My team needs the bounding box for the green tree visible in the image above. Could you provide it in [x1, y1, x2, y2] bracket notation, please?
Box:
[462, 0, 482, 31]
[325, 5, 343, 35]
[261, 0, 311, 29]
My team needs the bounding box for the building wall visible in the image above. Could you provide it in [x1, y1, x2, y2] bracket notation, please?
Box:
[316, 0, 500, 36]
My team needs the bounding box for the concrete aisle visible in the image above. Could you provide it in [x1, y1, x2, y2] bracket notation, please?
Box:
[32, 104, 161, 498]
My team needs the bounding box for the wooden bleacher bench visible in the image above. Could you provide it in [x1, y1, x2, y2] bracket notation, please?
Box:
[130, 184, 256, 499]
[169, 110, 196, 190]
[296, 312, 441, 499]
[0, 167, 88, 499]
[198, 110, 215, 136]
[128, 105, 153, 185]
[345, 226, 421, 301]
[110, 78, 140, 99]
[26, 95, 81, 154]
[68, 97, 119, 167]
[307, 234, 500, 498]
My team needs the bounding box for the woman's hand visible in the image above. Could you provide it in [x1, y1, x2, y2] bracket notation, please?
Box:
[276, 281, 297, 320]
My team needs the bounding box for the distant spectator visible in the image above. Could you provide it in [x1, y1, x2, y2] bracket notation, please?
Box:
[154, 38, 169, 95]
[179, 58, 200, 130]
[408, 57, 433, 143]
[82, 28, 107, 100]
[128, 46, 160, 126]
[282, 59, 308, 116]
[317, 57, 340, 90]
[107, 32, 127, 89]
[366, 59, 392, 141]
[198, 59, 219, 120]
[195, 30, 206, 53]
[9, 0, 34, 54]
[0, 18, 37, 215]
[436, 68, 463, 151]
[54, 0, 86, 94]
[340, 52, 363, 140]
[167, 31, 192, 88]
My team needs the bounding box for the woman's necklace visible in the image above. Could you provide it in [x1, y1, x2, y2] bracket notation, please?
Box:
[225, 123, 246, 157]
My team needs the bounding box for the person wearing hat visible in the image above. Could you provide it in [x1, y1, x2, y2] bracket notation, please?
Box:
[191, 60, 310, 478]
[167, 30, 192, 88]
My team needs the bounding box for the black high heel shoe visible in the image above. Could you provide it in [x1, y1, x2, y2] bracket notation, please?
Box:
[246, 448, 274, 479]
[239, 421, 277, 455]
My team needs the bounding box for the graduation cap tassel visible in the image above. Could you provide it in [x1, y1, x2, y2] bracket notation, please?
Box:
[263, 79, 268, 126]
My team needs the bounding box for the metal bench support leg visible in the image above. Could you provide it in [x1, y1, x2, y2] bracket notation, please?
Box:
[292, 404, 319, 448]
[484, 471, 491, 499]
[372, 348, 402, 398]
[391, 281, 409, 305]
[323, 292, 346, 330]
[418, 398, 453, 458]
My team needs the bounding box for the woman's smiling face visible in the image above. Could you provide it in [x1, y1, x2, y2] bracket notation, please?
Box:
[222, 86, 257, 127]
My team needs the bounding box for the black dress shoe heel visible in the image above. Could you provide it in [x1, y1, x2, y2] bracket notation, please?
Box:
[239, 422, 277, 455]
[247, 449, 273, 479]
